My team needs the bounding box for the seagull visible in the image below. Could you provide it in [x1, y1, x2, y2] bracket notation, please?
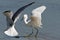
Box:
[22, 6, 46, 37]
[3, 2, 35, 38]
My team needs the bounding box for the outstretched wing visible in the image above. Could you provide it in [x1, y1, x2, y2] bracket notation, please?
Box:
[31, 6, 46, 26]
[32, 6, 46, 17]
[12, 2, 35, 23]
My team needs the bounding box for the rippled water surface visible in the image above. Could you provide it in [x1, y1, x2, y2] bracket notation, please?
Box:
[0, 0, 60, 40]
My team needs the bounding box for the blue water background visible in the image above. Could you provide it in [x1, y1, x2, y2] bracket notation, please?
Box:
[0, 0, 60, 40]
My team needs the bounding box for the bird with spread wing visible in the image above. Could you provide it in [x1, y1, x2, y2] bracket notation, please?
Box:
[3, 2, 35, 38]
[22, 6, 46, 37]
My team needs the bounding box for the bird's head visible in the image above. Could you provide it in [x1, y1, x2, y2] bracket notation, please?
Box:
[3, 10, 12, 17]
[24, 14, 28, 19]
[20, 14, 28, 21]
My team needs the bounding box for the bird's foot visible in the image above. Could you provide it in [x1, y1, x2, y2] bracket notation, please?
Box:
[34, 35, 38, 38]
[14, 36, 20, 38]
[22, 33, 33, 38]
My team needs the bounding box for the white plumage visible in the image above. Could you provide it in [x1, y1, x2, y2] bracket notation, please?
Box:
[3, 11, 19, 37]
[23, 6, 46, 37]
[3, 2, 35, 38]
[4, 25, 18, 36]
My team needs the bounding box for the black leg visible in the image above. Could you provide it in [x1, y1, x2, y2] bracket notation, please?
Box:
[13, 27, 34, 38]
[25, 27, 33, 37]
[17, 27, 33, 38]
[14, 36, 20, 38]
[34, 27, 38, 37]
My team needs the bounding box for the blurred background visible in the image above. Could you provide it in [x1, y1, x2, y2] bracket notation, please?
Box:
[0, 0, 60, 40]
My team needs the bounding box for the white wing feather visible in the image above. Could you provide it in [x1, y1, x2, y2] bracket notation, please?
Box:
[32, 6, 46, 17]
[31, 6, 46, 27]
[4, 25, 18, 36]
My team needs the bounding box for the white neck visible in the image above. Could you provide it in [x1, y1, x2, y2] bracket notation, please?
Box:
[24, 17, 29, 24]
[24, 15, 31, 24]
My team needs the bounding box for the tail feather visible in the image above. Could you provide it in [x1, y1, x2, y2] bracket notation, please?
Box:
[4, 26, 18, 36]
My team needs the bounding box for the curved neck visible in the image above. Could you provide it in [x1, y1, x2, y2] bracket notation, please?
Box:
[24, 17, 31, 24]
[24, 18, 28, 24]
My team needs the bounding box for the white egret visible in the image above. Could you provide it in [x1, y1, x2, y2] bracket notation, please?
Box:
[23, 6, 46, 37]
[3, 2, 35, 38]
